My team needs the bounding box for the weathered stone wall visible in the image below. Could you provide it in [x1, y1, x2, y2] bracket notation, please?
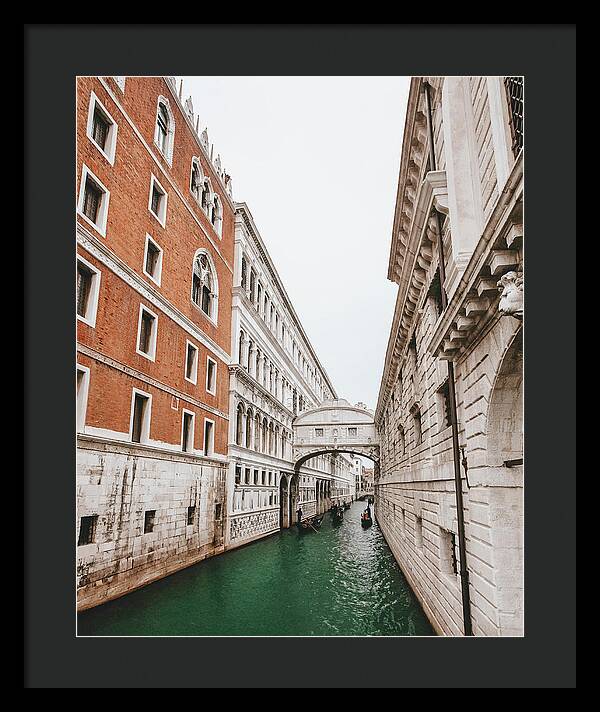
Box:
[77, 437, 227, 611]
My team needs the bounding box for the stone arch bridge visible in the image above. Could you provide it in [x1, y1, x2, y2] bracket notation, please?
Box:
[276, 399, 380, 528]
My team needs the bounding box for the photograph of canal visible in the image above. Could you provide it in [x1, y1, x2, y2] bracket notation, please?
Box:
[78, 501, 433, 636]
[75, 71, 524, 638]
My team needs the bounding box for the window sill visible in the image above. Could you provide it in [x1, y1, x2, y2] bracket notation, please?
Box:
[77, 210, 107, 238]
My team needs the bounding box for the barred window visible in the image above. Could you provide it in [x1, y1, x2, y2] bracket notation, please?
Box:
[504, 77, 524, 156]
[92, 108, 110, 150]
[78, 515, 97, 546]
[144, 510, 156, 534]
[187, 505, 196, 526]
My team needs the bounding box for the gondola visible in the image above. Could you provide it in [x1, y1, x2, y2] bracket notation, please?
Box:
[360, 507, 373, 528]
[331, 506, 344, 525]
[297, 514, 323, 532]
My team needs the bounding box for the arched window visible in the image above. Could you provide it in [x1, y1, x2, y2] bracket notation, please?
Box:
[254, 413, 261, 451]
[241, 257, 248, 290]
[281, 431, 286, 459]
[245, 408, 253, 449]
[238, 330, 245, 365]
[200, 178, 211, 213]
[262, 418, 268, 454]
[154, 97, 175, 163]
[211, 194, 223, 237]
[191, 251, 218, 321]
[268, 422, 275, 455]
[236, 403, 244, 446]
[190, 158, 203, 202]
[274, 425, 279, 458]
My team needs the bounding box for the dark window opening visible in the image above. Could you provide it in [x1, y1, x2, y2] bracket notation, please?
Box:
[187, 505, 196, 526]
[132, 393, 148, 443]
[92, 107, 110, 150]
[182, 412, 194, 452]
[144, 509, 156, 534]
[450, 532, 458, 574]
[185, 344, 196, 380]
[204, 420, 214, 455]
[411, 406, 423, 446]
[78, 515, 97, 546]
[77, 262, 93, 317]
[235, 465, 241, 485]
[83, 178, 102, 223]
[504, 76, 524, 156]
[151, 185, 162, 217]
[214, 503, 222, 520]
[138, 311, 154, 354]
[145, 241, 160, 277]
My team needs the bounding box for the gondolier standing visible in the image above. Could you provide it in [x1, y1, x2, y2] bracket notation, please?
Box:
[297, 507, 303, 525]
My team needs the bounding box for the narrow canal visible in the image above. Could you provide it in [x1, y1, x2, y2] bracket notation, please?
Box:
[77, 501, 434, 636]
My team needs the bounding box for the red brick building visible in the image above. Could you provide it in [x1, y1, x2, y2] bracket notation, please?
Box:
[76, 76, 235, 609]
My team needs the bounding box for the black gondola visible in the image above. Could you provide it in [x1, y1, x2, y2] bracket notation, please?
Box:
[331, 506, 344, 524]
[297, 514, 323, 532]
[361, 506, 373, 528]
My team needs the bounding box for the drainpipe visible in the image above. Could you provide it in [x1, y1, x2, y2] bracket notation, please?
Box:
[423, 80, 473, 636]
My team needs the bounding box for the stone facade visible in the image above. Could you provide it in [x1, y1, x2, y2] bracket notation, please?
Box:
[76, 77, 235, 610]
[375, 76, 523, 636]
[226, 206, 354, 545]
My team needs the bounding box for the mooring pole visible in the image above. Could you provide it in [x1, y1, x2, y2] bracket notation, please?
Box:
[423, 80, 473, 636]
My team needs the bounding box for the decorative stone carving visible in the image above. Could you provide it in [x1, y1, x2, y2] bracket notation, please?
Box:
[497, 271, 523, 319]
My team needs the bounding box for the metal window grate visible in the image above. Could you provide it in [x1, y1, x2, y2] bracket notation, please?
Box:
[92, 108, 109, 150]
[77, 262, 93, 317]
[504, 77, 524, 155]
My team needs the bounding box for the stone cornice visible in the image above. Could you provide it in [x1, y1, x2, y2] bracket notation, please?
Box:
[234, 202, 338, 400]
[428, 154, 524, 359]
[229, 364, 293, 420]
[77, 433, 227, 466]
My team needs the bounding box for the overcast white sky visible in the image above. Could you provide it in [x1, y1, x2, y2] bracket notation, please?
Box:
[180, 76, 410, 411]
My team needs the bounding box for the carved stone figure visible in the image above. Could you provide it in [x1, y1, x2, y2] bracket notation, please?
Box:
[497, 271, 523, 319]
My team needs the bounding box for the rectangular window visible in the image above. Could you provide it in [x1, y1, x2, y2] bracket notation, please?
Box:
[315, 428, 324, 437]
[76, 365, 90, 432]
[76, 257, 101, 327]
[411, 406, 423, 446]
[440, 528, 459, 575]
[136, 305, 158, 360]
[206, 357, 217, 395]
[148, 175, 168, 227]
[143, 235, 163, 285]
[144, 510, 156, 534]
[78, 515, 97, 546]
[131, 391, 150, 444]
[215, 503, 222, 520]
[185, 342, 198, 384]
[348, 427, 357, 437]
[187, 505, 196, 526]
[245, 468, 251, 485]
[86, 92, 118, 164]
[204, 419, 215, 456]
[504, 76, 524, 156]
[78, 166, 110, 236]
[235, 465, 242, 485]
[182, 411, 195, 452]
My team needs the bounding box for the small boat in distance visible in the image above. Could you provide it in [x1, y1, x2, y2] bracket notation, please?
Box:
[361, 506, 373, 529]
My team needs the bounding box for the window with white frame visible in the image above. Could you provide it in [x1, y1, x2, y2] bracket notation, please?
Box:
[206, 357, 217, 395]
[76, 256, 101, 327]
[78, 165, 110, 237]
[130, 390, 151, 444]
[136, 304, 158, 360]
[210, 194, 223, 237]
[142, 234, 163, 285]
[190, 158, 203, 202]
[86, 92, 118, 164]
[154, 97, 175, 164]
[185, 341, 199, 384]
[203, 419, 215, 456]
[181, 410, 195, 453]
[191, 251, 218, 322]
[148, 174, 168, 227]
[76, 365, 90, 432]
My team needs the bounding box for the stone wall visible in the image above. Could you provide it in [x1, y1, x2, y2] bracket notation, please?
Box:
[76, 437, 227, 611]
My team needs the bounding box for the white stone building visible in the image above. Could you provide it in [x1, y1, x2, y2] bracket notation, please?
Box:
[375, 76, 523, 636]
[226, 203, 354, 547]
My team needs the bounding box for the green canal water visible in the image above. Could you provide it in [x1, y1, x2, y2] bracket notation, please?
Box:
[77, 501, 434, 636]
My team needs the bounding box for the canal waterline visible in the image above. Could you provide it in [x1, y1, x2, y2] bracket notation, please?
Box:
[77, 501, 434, 636]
